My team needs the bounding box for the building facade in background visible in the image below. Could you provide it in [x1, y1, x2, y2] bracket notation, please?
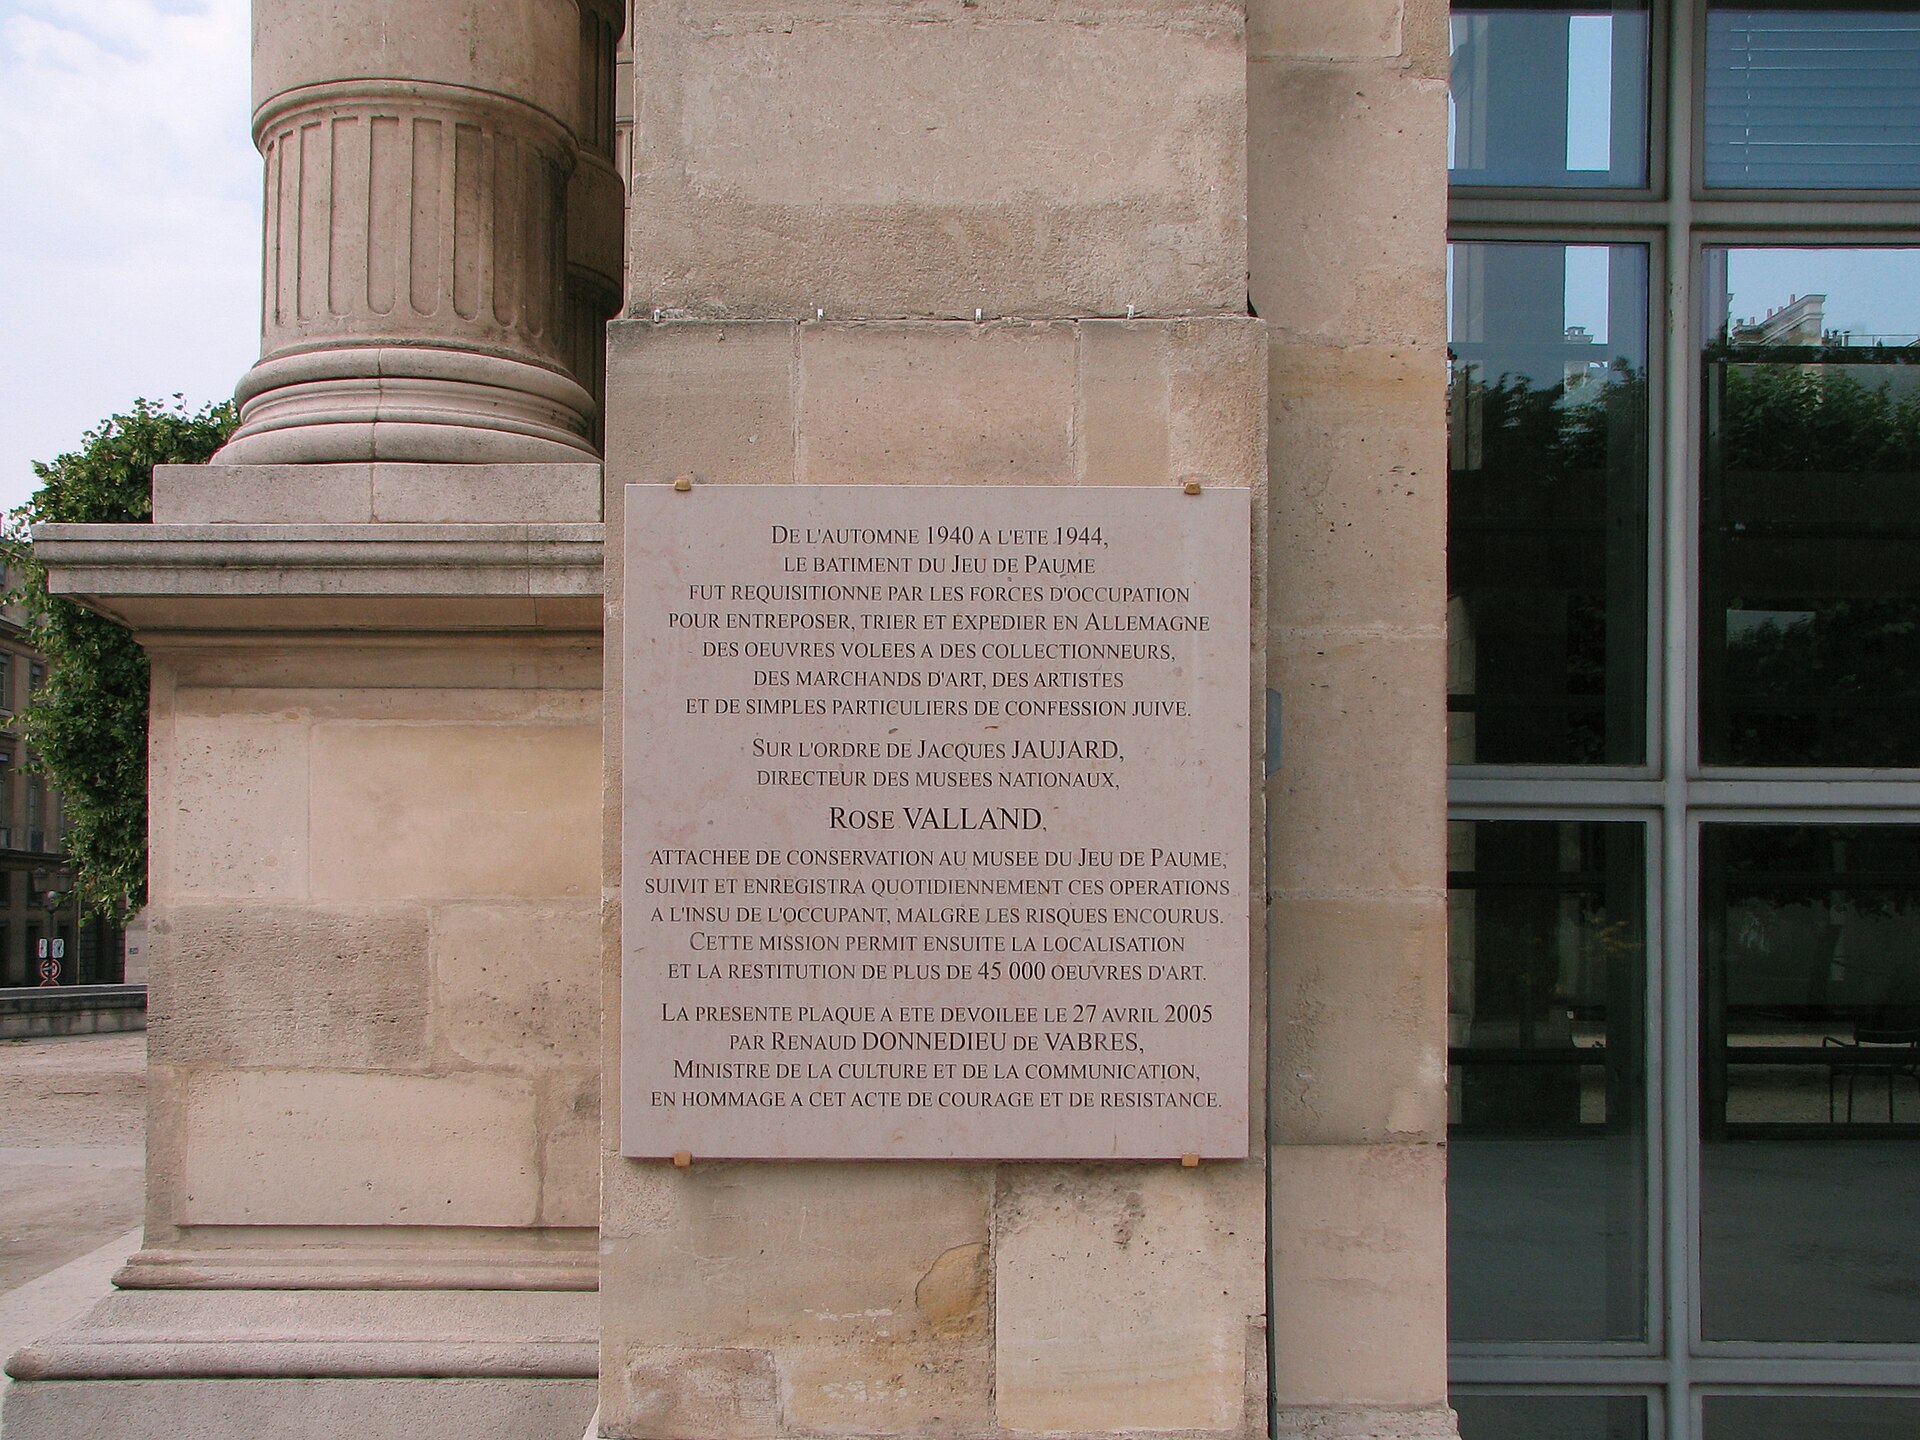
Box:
[0, 569, 123, 987]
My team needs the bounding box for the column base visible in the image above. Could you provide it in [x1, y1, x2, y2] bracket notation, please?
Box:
[3, 1287, 597, 1440]
[219, 347, 599, 465]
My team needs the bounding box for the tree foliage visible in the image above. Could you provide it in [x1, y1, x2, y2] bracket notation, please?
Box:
[1719, 359, 1920, 474]
[1709, 358, 1920, 766]
[5, 397, 235, 923]
[1446, 363, 1648, 762]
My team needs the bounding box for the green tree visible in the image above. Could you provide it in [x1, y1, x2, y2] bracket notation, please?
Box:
[5, 397, 235, 923]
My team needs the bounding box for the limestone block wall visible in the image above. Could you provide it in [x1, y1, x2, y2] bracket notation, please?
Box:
[625, 0, 1248, 320]
[133, 634, 603, 1289]
[601, 7, 1272, 1437]
[1246, 0, 1455, 1433]
[600, 313, 1269, 1440]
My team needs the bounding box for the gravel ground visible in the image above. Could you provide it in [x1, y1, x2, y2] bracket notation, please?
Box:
[0, 1033, 145, 1296]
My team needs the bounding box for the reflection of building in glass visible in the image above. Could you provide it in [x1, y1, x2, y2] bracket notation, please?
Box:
[1560, 324, 1612, 392]
[1730, 293, 1825, 347]
[0, 565, 124, 987]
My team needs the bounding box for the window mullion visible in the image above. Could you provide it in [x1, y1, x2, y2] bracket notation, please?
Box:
[1661, 2, 1698, 1433]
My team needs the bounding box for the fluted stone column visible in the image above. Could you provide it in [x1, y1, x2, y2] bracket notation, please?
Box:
[219, 0, 612, 464]
[564, 0, 626, 446]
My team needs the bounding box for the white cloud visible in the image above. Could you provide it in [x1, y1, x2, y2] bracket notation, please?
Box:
[0, 0, 257, 514]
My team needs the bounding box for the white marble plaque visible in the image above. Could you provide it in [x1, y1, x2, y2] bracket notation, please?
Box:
[621, 484, 1252, 1160]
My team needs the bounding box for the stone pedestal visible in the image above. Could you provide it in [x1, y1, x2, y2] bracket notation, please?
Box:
[7, 4, 627, 1436]
[4, 1290, 596, 1440]
[5, 478, 606, 1439]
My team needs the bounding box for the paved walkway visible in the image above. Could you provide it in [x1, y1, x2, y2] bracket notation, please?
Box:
[0, 1033, 146, 1431]
[0, 1032, 146, 1296]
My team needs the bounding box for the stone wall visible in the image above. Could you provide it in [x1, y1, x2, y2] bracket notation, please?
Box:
[600, 314, 1270, 1438]
[1249, 0, 1454, 1433]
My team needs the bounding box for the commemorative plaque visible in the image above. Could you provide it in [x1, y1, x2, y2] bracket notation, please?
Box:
[621, 484, 1251, 1160]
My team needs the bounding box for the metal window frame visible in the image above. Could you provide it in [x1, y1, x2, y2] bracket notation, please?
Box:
[1447, 0, 1671, 202]
[1686, 232, 1920, 782]
[1446, 0, 1920, 1434]
[1450, 1382, 1669, 1439]
[1447, 806, 1668, 1362]
[1684, 809, 1920, 1377]
[1689, 1385, 1920, 1440]
[1443, 228, 1669, 781]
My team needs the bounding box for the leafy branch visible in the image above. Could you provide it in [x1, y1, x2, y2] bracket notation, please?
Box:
[4, 397, 235, 924]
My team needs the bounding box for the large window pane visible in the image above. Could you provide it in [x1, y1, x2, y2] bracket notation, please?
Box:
[1451, 3, 1650, 187]
[1702, 1396, 1920, 1440]
[1700, 824, 1920, 1342]
[1449, 820, 1648, 1341]
[1706, 4, 1920, 189]
[1700, 248, 1920, 767]
[1449, 243, 1650, 765]
[1455, 1393, 1648, 1440]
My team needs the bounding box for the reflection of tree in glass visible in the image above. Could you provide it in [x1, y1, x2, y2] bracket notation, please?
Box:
[1447, 362, 1646, 763]
[1720, 361, 1920, 474]
[1448, 361, 1644, 518]
[1722, 598, 1920, 766]
[1713, 362, 1920, 767]
[1717, 827, 1920, 1018]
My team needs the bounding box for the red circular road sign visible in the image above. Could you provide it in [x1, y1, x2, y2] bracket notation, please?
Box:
[37, 957, 60, 985]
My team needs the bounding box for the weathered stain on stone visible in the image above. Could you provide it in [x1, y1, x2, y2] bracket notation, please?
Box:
[610, 1345, 783, 1440]
[914, 1241, 989, 1337]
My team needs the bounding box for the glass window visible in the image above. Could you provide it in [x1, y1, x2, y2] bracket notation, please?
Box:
[1455, 1393, 1649, 1440]
[1452, 3, 1920, 1429]
[1700, 248, 1920, 767]
[1448, 820, 1649, 1341]
[1450, 242, 1651, 765]
[1451, 2, 1651, 187]
[1701, 1395, 1920, 1439]
[1700, 824, 1920, 1342]
[1705, 3, 1920, 189]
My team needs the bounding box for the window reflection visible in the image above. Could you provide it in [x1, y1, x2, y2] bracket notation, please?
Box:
[1454, 1394, 1647, 1440]
[1700, 825, 1920, 1342]
[1448, 820, 1647, 1342]
[1700, 248, 1920, 768]
[1449, 243, 1650, 765]
[1706, 3, 1920, 190]
[1450, 3, 1650, 187]
[1702, 1395, 1920, 1440]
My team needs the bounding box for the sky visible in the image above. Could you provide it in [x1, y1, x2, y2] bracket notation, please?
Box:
[0, 0, 257, 519]
[1726, 249, 1920, 343]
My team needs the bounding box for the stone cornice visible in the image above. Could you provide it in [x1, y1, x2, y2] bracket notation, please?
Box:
[33, 523, 605, 634]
